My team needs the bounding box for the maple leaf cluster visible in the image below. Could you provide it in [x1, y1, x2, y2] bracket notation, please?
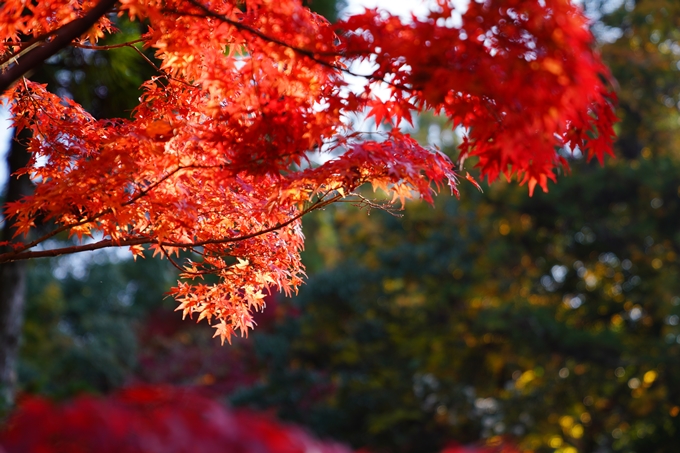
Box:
[0, 0, 616, 343]
[340, 0, 617, 193]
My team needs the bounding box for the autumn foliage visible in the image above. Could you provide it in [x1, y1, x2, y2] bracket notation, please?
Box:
[0, 385, 523, 453]
[0, 0, 616, 343]
[0, 385, 353, 453]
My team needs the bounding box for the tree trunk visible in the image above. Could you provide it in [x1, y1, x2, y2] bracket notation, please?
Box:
[0, 131, 32, 409]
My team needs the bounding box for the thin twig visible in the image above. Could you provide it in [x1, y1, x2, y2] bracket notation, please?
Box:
[159, 243, 190, 274]
[71, 38, 146, 50]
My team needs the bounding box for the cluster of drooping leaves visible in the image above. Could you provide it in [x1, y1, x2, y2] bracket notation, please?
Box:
[0, 0, 616, 343]
[339, 0, 617, 193]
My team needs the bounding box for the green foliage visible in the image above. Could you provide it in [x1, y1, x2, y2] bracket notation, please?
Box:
[234, 153, 680, 453]
[598, 0, 680, 159]
[304, 0, 345, 22]
[230, 3, 680, 448]
[19, 253, 177, 397]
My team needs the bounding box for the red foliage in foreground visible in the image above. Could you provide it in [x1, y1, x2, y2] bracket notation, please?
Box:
[0, 386, 523, 453]
[0, 386, 351, 453]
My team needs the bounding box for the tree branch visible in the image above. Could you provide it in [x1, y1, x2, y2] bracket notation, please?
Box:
[0, 0, 118, 94]
[0, 194, 342, 263]
[2, 164, 187, 260]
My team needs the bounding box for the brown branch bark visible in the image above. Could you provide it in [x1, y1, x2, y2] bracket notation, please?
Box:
[0, 0, 118, 94]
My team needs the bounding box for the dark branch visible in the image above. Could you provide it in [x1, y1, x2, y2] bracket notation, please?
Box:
[1, 164, 187, 260]
[0, 0, 118, 94]
[0, 194, 342, 263]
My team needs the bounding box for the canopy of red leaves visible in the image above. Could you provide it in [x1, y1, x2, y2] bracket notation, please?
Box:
[0, 0, 616, 343]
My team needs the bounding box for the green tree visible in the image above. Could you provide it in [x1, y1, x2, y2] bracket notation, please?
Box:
[598, 0, 680, 159]
[19, 253, 177, 397]
[231, 157, 680, 453]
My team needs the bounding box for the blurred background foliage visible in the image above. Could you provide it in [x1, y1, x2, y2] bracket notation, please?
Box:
[8, 0, 680, 453]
